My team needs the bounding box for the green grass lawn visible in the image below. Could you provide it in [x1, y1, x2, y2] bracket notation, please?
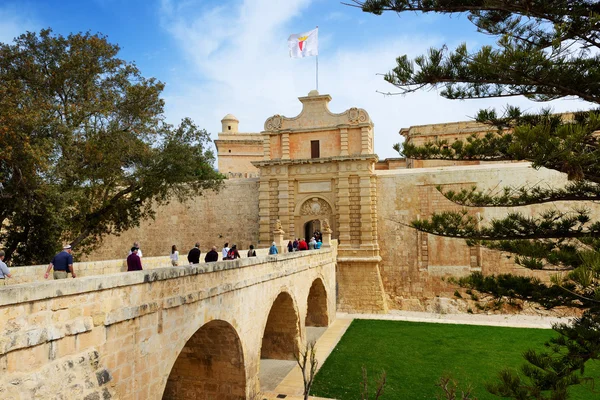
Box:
[311, 319, 599, 400]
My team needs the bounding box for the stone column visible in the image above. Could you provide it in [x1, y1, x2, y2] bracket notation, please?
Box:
[336, 174, 351, 247]
[359, 175, 377, 251]
[273, 220, 285, 254]
[262, 133, 271, 160]
[282, 132, 290, 159]
[339, 127, 349, 156]
[258, 178, 271, 246]
[360, 126, 370, 154]
[278, 178, 290, 241]
[321, 219, 333, 248]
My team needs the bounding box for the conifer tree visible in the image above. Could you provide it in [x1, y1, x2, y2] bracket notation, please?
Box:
[351, 1, 600, 398]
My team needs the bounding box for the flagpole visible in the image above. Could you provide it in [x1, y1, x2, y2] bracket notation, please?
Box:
[316, 26, 319, 91]
[316, 55, 319, 91]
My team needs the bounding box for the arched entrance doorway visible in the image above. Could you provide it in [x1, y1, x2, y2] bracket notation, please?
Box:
[295, 197, 334, 241]
[260, 291, 301, 392]
[163, 320, 246, 400]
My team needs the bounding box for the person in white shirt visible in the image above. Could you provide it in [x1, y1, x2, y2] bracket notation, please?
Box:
[0, 250, 12, 286]
[170, 244, 179, 266]
[222, 242, 230, 261]
[128, 241, 143, 258]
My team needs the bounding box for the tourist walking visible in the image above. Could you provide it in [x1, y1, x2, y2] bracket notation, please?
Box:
[293, 238, 299, 251]
[309, 237, 317, 250]
[0, 250, 12, 285]
[247, 244, 257, 257]
[287, 240, 293, 253]
[128, 241, 143, 258]
[188, 242, 201, 264]
[127, 247, 143, 271]
[315, 239, 322, 249]
[269, 242, 278, 255]
[298, 238, 308, 251]
[222, 242, 230, 260]
[226, 244, 241, 260]
[170, 245, 179, 266]
[44, 245, 76, 279]
[204, 246, 219, 262]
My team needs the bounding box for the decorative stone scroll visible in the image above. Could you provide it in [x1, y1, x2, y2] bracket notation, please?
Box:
[300, 198, 332, 216]
[321, 219, 332, 234]
[264, 115, 283, 131]
[347, 107, 368, 125]
[273, 219, 285, 234]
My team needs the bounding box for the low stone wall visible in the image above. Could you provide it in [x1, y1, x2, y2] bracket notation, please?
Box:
[5, 248, 271, 285]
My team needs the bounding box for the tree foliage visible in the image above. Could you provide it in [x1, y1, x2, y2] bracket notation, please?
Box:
[0, 29, 223, 264]
[353, 1, 600, 398]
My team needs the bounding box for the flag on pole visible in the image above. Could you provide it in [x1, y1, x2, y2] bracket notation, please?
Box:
[288, 28, 318, 58]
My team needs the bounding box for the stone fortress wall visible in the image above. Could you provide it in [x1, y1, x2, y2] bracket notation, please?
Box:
[77, 162, 579, 312]
[71, 93, 589, 313]
[375, 163, 575, 310]
[84, 178, 260, 262]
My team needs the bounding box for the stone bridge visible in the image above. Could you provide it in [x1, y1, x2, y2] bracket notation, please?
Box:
[0, 244, 337, 400]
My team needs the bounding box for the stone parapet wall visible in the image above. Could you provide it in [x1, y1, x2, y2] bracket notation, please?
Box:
[0, 244, 337, 399]
[6, 249, 271, 285]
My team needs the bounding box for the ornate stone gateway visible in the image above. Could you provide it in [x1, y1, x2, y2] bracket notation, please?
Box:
[252, 91, 388, 312]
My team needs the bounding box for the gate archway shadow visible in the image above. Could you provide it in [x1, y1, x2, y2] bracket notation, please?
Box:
[259, 291, 301, 393]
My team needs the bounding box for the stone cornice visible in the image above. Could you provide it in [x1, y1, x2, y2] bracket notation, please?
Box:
[214, 139, 263, 145]
[251, 154, 379, 167]
[261, 123, 371, 136]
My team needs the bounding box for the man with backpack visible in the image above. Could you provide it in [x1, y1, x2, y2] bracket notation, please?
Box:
[226, 244, 240, 260]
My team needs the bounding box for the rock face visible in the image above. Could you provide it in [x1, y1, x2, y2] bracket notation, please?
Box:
[0, 350, 116, 400]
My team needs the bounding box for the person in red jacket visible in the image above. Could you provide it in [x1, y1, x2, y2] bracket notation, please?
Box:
[298, 238, 309, 251]
[127, 247, 143, 271]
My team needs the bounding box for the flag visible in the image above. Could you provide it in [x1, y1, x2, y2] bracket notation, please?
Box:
[288, 28, 318, 58]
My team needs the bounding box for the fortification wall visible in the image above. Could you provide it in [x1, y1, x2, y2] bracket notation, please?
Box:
[375, 163, 577, 311]
[85, 179, 260, 261]
[77, 163, 590, 313]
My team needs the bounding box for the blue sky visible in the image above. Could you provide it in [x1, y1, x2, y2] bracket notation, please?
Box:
[0, 0, 592, 159]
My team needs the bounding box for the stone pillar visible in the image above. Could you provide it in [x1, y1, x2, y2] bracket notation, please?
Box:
[339, 127, 349, 156]
[321, 219, 333, 248]
[278, 178, 290, 239]
[359, 175, 378, 253]
[282, 132, 290, 159]
[360, 126, 371, 154]
[258, 179, 271, 246]
[337, 174, 351, 247]
[273, 220, 285, 254]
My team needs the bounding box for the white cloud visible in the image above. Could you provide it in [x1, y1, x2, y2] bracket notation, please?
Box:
[0, 5, 38, 44]
[325, 11, 349, 21]
[160, 0, 593, 160]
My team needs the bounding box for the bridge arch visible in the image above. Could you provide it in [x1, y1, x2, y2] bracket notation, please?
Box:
[163, 319, 246, 400]
[260, 290, 301, 361]
[305, 277, 329, 327]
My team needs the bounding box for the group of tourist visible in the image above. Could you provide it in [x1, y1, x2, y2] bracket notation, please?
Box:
[287, 237, 322, 253]
[164, 242, 260, 268]
[31, 235, 320, 279]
